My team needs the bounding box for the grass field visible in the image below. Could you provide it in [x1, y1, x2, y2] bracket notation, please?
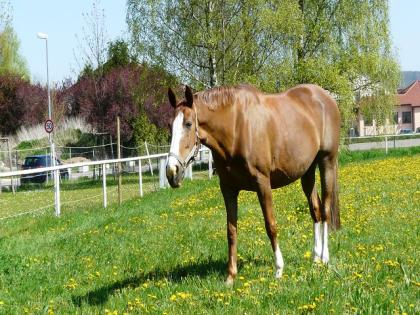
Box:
[0, 153, 419, 314]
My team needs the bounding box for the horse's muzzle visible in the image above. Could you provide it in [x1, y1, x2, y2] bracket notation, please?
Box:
[166, 163, 183, 188]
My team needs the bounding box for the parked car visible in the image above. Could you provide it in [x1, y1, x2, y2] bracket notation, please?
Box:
[398, 128, 413, 135]
[21, 155, 68, 184]
[415, 127, 420, 133]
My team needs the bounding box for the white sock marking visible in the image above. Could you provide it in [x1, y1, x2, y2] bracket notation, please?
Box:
[313, 222, 322, 262]
[168, 112, 184, 167]
[274, 245, 284, 278]
[321, 222, 329, 264]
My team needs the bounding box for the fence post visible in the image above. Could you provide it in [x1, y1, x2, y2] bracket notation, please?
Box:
[110, 134, 116, 179]
[144, 142, 154, 176]
[7, 140, 15, 194]
[45, 149, 49, 185]
[159, 158, 168, 188]
[102, 163, 107, 208]
[208, 150, 213, 179]
[117, 116, 122, 205]
[138, 159, 143, 197]
[186, 164, 193, 180]
[52, 143, 61, 216]
[385, 136, 388, 154]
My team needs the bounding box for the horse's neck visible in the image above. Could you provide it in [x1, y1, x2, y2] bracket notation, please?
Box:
[197, 102, 235, 160]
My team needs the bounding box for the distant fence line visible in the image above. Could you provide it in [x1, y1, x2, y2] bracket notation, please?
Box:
[0, 142, 171, 174]
[0, 146, 213, 219]
[345, 133, 420, 152]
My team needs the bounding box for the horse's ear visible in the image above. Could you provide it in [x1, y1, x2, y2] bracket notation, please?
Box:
[168, 87, 177, 108]
[185, 85, 193, 108]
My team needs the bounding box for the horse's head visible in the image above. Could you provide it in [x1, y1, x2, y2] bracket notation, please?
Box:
[166, 86, 199, 188]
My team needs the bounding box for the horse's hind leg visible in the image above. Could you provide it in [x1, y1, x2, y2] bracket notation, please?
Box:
[318, 154, 338, 264]
[301, 163, 323, 262]
[256, 177, 284, 278]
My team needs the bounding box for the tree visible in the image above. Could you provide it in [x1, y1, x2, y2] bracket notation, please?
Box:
[0, 75, 46, 135]
[127, 0, 399, 131]
[0, 1, 29, 79]
[75, 0, 108, 75]
[127, 0, 301, 89]
[103, 39, 133, 72]
[291, 0, 400, 128]
[68, 66, 139, 141]
[69, 38, 177, 144]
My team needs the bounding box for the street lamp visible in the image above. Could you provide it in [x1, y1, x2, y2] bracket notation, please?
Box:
[37, 32, 60, 216]
[37, 32, 52, 122]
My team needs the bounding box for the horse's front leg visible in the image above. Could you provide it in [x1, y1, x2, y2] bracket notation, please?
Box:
[220, 183, 239, 285]
[257, 177, 284, 278]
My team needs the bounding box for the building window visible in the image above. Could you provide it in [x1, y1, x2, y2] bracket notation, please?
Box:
[393, 112, 398, 124]
[402, 111, 412, 124]
[364, 117, 373, 126]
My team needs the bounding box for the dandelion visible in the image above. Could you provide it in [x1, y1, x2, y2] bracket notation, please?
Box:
[304, 251, 311, 259]
[169, 292, 192, 302]
[298, 302, 316, 311]
[64, 278, 78, 290]
[384, 259, 400, 269]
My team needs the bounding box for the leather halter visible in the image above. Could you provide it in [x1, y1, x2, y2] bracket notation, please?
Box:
[167, 106, 201, 172]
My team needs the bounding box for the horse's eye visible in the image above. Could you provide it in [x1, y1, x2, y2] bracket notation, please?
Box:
[185, 121, 193, 129]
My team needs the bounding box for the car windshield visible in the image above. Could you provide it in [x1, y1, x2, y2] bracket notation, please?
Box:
[24, 156, 52, 167]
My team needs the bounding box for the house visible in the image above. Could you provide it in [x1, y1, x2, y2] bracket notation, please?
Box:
[395, 80, 420, 132]
[357, 80, 420, 136]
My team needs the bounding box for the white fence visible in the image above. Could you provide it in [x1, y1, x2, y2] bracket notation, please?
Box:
[346, 133, 420, 152]
[0, 147, 213, 218]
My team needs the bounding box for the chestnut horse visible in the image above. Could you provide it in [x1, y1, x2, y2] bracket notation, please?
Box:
[166, 84, 340, 284]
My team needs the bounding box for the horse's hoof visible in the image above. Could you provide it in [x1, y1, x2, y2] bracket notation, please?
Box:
[225, 276, 235, 286]
[275, 268, 283, 279]
[313, 255, 322, 264]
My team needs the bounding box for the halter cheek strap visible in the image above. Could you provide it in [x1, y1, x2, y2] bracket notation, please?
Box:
[167, 106, 201, 170]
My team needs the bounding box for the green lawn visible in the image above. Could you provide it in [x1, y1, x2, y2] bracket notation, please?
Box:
[0, 154, 419, 314]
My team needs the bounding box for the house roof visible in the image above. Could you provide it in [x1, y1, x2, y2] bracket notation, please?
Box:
[397, 80, 420, 106]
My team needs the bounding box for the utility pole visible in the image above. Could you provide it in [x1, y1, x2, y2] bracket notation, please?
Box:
[117, 116, 122, 205]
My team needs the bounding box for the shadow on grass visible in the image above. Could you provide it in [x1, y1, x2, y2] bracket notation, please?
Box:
[72, 258, 226, 306]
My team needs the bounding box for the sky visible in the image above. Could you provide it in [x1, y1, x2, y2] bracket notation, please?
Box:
[9, 0, 420, 85]
[11, 0, 127, 84]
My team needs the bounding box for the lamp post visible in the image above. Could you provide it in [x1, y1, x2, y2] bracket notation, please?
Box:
[37, 32, 52, 125]
[37, 32, 60, 216]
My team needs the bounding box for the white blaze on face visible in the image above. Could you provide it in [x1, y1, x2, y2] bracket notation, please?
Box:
[168, 112, 184, 170]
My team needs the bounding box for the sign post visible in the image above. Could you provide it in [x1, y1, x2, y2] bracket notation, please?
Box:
[44, 119, 54, 134]
[44, 119, 60, 216]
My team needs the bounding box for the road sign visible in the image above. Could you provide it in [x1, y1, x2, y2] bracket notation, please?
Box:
[44, 119, 54, 133]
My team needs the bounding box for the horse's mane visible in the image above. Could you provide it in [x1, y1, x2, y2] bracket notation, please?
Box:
[195, 84, 260, 111]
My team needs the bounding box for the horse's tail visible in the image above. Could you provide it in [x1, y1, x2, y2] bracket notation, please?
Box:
[330, 158, 341, 231]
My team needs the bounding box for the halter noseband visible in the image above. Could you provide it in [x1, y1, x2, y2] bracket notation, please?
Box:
[167, 106, 201, 172]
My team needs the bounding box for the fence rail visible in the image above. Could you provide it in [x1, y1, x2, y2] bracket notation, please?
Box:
[345, 133, 420, 152]
[0, 147, 213, 218]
